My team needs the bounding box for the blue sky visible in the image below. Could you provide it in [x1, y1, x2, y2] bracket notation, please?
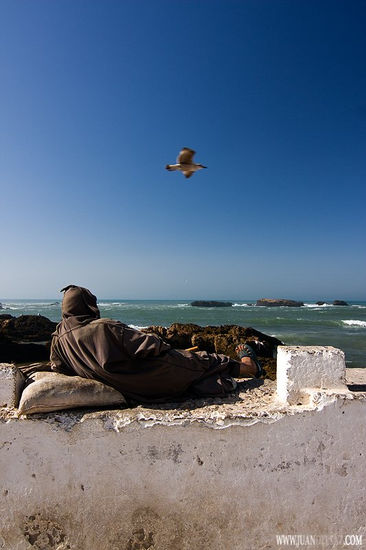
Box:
[1, 0, 365, 300]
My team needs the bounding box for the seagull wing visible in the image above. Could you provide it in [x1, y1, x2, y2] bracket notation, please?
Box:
[177, 147, 195, 164]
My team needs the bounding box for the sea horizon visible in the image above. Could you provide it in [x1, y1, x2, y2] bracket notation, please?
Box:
[1, 297, 365, 303]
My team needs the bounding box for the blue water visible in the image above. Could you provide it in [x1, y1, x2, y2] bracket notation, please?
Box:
[1, 299, 365, 367]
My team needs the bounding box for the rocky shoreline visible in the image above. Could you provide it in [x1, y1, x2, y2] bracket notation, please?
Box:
[0, 314, 281, 380]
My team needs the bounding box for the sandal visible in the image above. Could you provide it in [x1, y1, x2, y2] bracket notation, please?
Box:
[236, 343, 266, 378]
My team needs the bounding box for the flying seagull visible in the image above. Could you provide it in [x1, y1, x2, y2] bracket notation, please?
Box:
[165, 147, 207, 179]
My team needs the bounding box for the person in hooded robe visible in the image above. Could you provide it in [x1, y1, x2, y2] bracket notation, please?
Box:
[50, 286, 261, 404]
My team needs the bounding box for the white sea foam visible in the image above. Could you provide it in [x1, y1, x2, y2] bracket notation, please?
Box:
[5, 302, 58, 307]
[128, 324, 150, 330]
[342, 320, 366, 328]
[304, 303, 332, 308]
[1, 302, 60, 310]
[98, 302, 126, 307]
[233, 303, 250, 307]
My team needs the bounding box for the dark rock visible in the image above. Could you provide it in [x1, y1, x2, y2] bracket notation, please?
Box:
[191, 301, 233, 307]
[165, 323, 202, 349]
[256, 298, 304, 307]
[143, 323, 283, 380]
[0, 314, 14, 321]
[0, 342, 50, 363]
[0, 315, 57, 342]
[333, 300, 349, 306]
[316, 301, 327, 306]
[258, 358, 277, 381]
[143, 325, 167, 341]
[0, 314, 57, 363]
[0, 302, 3, 309]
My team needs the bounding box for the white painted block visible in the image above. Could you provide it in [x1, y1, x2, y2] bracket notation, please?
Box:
[277, 346, 347, 405]
[0, 363, 25, 408]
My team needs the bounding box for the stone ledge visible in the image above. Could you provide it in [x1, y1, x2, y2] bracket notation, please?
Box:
[1, 355, 365, 429]
[346, 368, 366, 387]
[1, 376, 364, 434]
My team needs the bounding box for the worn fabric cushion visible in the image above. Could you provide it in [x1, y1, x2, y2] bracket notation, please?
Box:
[18, 372, 127, 414]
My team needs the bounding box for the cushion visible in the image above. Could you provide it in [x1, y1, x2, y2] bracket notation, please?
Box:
[18, 372, 127, 415]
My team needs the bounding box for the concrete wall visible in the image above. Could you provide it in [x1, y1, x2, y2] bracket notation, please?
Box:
[1, 348, 366, 550]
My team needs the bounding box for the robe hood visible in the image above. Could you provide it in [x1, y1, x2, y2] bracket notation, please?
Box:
[59, 285, 100, 331]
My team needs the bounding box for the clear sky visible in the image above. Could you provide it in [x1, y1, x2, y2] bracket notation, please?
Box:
[1, 0, 365, 300]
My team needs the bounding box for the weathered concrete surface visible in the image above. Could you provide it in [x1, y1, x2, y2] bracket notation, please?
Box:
[346, 368, 366, 386]
[1, 378, 366, 549]
[277, 346, 347, 405]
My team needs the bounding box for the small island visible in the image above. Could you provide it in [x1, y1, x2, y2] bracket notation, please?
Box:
[191, 301, 233, 308]
[333, 300, 349, 306]
[256, 298, 304, 307]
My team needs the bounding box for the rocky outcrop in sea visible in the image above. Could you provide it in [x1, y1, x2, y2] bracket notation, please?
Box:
[256, 298, 304, 307]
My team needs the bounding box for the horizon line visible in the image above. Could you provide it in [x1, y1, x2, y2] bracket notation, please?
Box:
[1, 297, 365, 303]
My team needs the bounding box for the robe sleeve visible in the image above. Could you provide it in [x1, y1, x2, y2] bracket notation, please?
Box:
[121, 326, 171, 359]
[50, 337, 75, 375]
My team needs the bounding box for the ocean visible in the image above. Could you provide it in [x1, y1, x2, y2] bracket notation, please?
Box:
[1, 299, 365, 368]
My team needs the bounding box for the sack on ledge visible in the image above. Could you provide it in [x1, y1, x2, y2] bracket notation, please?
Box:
[18, 372, 127, 415]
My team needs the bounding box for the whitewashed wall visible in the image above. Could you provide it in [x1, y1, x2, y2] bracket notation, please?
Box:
[0, 348, 365, 550]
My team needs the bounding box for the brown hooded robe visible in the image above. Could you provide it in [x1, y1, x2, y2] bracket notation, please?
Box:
[50, 286, 240, 403]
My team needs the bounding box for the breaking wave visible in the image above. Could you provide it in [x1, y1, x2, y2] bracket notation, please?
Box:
[342, 320, 366, 328]
[0, 302, 60, 310]
[98, 302, 127, 307]
[304, 303, 333, 308]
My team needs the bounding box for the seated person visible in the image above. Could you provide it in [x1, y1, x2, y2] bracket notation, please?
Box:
[51, 286, 264, 404]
